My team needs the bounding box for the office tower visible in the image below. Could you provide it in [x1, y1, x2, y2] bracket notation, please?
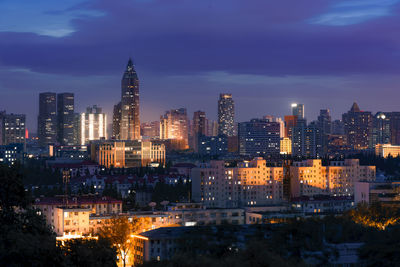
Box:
[292, 119, 323, 158]
[160, 108, 189, 150]
[0, 111, 26, 147]
[120, 59, 140, 140]
[112, 102, 122, 140]
[238, 119, 280, 156]
[387, 112, 400, 145]
[291, 103, 304, 119]
[332, 120, 345, 135]
[191, 111, 206, 152]
[80, 105, 107, 145]
[73, 113, 81, 145]
[264, 115, 285, 138]
[57, 93, 74, 145]
[218, 93, 235, 136]
[141, 121, 160, 140]
[193, 111, 207, 136]
[284, 115, 298, 139]
[92, 140, 165, 168]
[342, 103, 372, 150]
[372, 112, 391, 147]
[318, 109, 332, 154]
[198, 135, 228, 156]
[38, 92, 57, 146]
[208, 120, 218, 137]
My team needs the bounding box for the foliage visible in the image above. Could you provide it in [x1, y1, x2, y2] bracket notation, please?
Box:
[346, 203, 400, 230]
[59, 238, 117, 267]
[151, 179, 191, 204]
[98, 216, 140, 267]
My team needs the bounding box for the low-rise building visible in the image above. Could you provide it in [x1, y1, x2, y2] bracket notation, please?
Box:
[375, 144, 400, 158]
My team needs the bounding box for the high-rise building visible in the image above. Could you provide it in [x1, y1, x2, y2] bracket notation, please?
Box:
[318, 109, 332, 154]
[141, 121, 160, 140]
[112, 102, 122, 140]
[292, 119, 323, 158]
[0, 111, 26, 147]
[218, 93, 235, 136]
[291, 103, 304, 119]
[264, 115, 285, 138]
[57, 93, 75, 145]
[160, 108, 189, 150]
[120, 59, 140, 140]
[284, 115, 298, 139]
[238, 119, 280, 156]
[192, 111, 207, 152]
[80, 105, 107, 145]
[386, 112, 400, 145]
[372, 112, 391, 147]
[342, 103, 372, 150]
[331, 120, 345, 135]
[38, 92, 57, 146]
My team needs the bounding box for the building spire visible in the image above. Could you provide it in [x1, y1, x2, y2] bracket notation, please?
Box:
[126, 58, 134, 72]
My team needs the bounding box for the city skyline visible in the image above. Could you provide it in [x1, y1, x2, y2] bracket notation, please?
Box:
[1, 1, 400, 132]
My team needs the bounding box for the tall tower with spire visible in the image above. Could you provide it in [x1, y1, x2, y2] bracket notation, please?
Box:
[120, 58, 140, 140]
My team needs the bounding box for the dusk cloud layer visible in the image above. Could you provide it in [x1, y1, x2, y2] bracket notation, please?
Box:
[1, 0, 400, 132]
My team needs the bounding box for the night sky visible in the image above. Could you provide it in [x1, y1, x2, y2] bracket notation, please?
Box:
[1, 0, 400, 133]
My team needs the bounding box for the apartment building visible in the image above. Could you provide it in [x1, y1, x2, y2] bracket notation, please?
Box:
[192, 158, 375, 208]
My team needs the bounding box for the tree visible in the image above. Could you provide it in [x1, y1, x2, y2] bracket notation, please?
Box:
[60, 238, 117, 267]
[98, 216, 140, 267]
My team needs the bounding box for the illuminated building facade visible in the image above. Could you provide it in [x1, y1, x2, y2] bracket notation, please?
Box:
[120, 59, 140, 140]
[57, 93, 75, 145]
[372, 112, 391, 147]
[375, 144, 400, 158]
[80, 105, 107, 145]
[38, 92, 57, 146]
[342, 102, 372, 150]
[141, 121, 160, 140]
[238, 119, 280, 157]
[284, 115, 297, 139]
[0, 111, 26, 147]
[218, 93, 235, 136]
[192, 158, 375, 208]
[160, 108, 189, 150]
[93, 140, 165, 168]
[112, 102, 121, 140]
[292, 103, 304, 119]
[280, 137, 292, 155]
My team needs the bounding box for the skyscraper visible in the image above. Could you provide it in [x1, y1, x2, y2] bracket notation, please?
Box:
[80, 105, 107, 145]
[342, 102, 372, 150]
[0, 111, 26, 147]
[160, 108, 189, 150]
[38, 92, 57, 146]
[120, 59, 140, 140]
[218, 93, 235, 136]
[238, 119, 280, 156]
[112, 102, 122, 140]
[57, 93, 75, 145]
[318, 109, 332, 154]
[192, 111, 206, 152]
[372, 112, 391, 147]
[292, 103, 304, 119]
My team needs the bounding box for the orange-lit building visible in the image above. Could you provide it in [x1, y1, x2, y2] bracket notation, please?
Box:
[375, 144, 400, 158]
[284, 115, 297, 139]
[160, 108, 189, 150]
[91, 140, 165, 168]
[192, 158, 376, 208]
